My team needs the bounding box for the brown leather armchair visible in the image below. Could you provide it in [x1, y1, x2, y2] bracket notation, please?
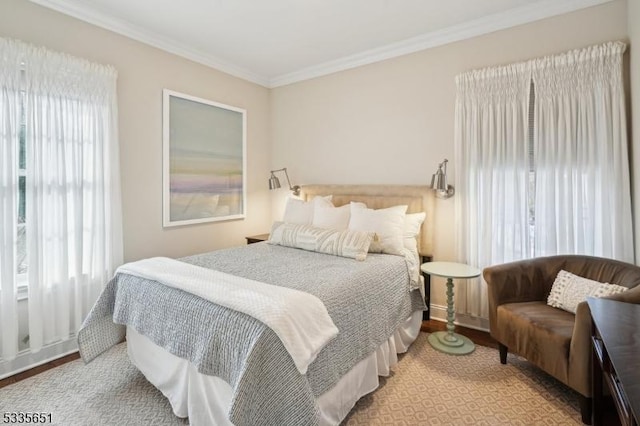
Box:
[483, 255, 640, 424]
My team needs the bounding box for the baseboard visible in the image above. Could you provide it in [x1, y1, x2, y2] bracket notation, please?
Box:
[0, 339, 78, 380]
[428, 304, 490, 332]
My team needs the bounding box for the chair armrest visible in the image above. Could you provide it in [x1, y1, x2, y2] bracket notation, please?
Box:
[567, 287, 640, 398]
[568, 301, 593, 396]
[604, 284, 640, 304]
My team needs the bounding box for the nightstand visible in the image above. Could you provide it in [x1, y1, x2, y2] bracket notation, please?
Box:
[421, 261, 481, 355]
[245, 233, 269, 244]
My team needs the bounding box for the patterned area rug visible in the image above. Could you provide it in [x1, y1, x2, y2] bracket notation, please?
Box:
[344, 333, 580, 425]
[0, 333, 580, 425]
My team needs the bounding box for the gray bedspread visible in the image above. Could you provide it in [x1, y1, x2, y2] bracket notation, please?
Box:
[78, 243, 425, 426]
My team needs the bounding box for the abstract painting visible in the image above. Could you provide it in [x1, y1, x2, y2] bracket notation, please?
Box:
[163, 90, 246, 227]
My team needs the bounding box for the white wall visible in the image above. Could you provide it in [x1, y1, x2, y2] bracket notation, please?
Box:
[271, 1, 629, 324]
[0, 0, 273, 263]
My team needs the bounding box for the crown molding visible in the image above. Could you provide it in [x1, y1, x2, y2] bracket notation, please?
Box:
[29, 0, 614, 89]
[269, 0, 615, 87]
[28, 0, 271, 87]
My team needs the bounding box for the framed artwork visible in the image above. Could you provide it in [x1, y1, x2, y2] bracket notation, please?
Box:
[163, 89, 246, 227]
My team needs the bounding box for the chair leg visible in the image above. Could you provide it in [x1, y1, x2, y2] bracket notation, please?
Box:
[578, 395, 592, 425]
[498, 343, 508, 364]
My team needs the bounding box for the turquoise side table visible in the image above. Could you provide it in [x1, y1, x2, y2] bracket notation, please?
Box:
[420, 261, 481, 355]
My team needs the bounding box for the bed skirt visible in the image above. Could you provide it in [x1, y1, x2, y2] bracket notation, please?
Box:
[126, 310, 422, 426]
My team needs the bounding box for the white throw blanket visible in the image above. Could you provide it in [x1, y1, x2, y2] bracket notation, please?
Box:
[117, 257, 339, 374]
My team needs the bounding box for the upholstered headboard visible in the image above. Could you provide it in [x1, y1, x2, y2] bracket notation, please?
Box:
[299, 184, 435, 257]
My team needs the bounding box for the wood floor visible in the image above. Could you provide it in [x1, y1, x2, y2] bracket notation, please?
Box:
[0, 351, 80, 389]
[1, 320, 493, 390]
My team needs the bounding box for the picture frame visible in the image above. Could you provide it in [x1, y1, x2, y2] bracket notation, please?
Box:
[163, 89, 246, 227]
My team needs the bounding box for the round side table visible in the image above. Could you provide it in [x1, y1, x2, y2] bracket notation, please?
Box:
[420, 261, 481, 355]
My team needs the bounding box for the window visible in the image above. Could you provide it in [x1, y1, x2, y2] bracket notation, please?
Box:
[454, 42, 632, 319]
[527, 80, 535, 258]
[1, 38, 122, 367]
[17, 91, 27, 276]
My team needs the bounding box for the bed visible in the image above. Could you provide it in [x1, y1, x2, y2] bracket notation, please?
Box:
[78, 184, 435, 426]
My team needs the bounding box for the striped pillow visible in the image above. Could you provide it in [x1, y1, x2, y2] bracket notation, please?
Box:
[268, 222, 374, 261]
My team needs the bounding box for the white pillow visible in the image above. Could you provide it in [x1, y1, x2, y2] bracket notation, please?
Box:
[268, 222, 374, 261]
[403, 212, 426, 252]
[313, 201, 367, 230]
[547, 270, 629, 314]
[282, 195, 332, 225]
[348, 202, 408, 255]
[312, 203, 350, 230]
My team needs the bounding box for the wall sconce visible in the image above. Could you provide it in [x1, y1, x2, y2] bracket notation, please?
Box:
[431, 159, 455, 199]
[268, 167, 301, 196]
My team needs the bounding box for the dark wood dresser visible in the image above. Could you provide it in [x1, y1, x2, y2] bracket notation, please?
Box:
[588, 297, 640, 426]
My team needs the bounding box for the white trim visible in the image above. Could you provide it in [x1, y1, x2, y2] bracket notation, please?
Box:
[0, 338, 78, 380]
[270, 0, 614, 87]
[27, 0, 270, 87]
[29, 0, 613, 88]
[429, 303, 490, 332]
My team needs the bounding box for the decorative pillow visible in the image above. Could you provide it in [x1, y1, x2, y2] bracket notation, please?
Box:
[268, 222, 374, 261]
[547, 270, 629, 314]
[348, 203, 408, 255]
[282, 195, 332, 225]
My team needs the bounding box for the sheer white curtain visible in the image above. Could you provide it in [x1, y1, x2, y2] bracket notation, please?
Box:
[454, 41, 633, 319]
[0, 37, 123, 366]
[532, 41, 634, 262]
[0, 39, 22, 361]
[454, 64, 531, 319]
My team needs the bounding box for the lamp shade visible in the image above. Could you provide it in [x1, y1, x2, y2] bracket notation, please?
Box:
[431, 169, 447, 191]
[268, 174, 281, 190]
[430, 159, 454, 199]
